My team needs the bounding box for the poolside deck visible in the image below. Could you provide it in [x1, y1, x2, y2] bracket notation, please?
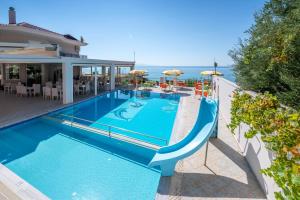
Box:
[154, 87, 266, 200]
[0, 91, 95, 128]
[0, 87, 266, 199]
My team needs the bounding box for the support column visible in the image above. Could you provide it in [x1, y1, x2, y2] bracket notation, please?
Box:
[130, 65, 135, 71]
[0, 64, 3, 86]
[102, 66, 106, 89]
[41, 64, 46, 85]
[94, 66, 98, 96]
[110, 64, 115, 90]
[62, 62, 73, 104]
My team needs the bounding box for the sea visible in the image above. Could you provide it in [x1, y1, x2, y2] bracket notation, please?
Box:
[134, 66, 235, 82]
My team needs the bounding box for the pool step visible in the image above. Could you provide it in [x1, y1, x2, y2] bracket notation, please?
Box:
[42, 116, 160, 150]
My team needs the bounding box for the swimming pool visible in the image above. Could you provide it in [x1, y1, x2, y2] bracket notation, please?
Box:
[0, 90, 180, 199]
[51, 90, 180, 146]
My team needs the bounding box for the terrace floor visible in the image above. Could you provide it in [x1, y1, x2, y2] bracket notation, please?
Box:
[0, 91, 95, 128]
[0, 87, 266, 199]
[154, 87, 266, 200]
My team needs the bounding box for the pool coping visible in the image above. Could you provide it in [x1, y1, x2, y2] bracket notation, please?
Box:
[155, 89, 199, 200]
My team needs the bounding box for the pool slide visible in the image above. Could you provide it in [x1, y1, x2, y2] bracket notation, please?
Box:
[148, 97, 218, 176]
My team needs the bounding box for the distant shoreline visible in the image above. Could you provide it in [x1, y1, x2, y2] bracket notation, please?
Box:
[136, 65, 233, 68]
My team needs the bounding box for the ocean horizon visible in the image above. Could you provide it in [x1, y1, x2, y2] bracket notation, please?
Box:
[134, 65, 235, 82]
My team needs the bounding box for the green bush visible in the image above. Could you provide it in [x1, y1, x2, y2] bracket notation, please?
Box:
[229, 91, 300, 199]
[229, 0, 300, 109]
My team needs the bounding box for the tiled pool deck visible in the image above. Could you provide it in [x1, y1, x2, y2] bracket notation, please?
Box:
[0, 92, 96, 129]
[0, 88, 266, 200]
[155, 87, 265, 200]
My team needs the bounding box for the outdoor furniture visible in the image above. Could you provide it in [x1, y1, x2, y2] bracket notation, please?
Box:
[51, 88, 59, 100]
[15, 85, 21, 96]
[85, 84, 90, 94]
[44, 87, 52, 100]
[203, 90, 208, 97]
[195, 89, 202, 96]
[33, 84, 41, 96]
[74, 84, 80, 95]
[79, 84, 86, 95]
[26, 86, 34, 96]
[160, 83, 168, 90]
[4, 83, 12, 94]
[16, 86, 27, 97]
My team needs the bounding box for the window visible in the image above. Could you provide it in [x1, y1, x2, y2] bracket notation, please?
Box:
[5, 64, 20, 80]
[74, 46, 80, 53]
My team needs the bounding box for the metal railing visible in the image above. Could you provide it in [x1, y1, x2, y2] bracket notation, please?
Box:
[55, 113, 168, 146]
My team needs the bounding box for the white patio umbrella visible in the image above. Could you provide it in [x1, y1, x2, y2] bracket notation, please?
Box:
[129, 69, 148, 89]
[200, 70, 223, 76]
[162, 69, 184, 77]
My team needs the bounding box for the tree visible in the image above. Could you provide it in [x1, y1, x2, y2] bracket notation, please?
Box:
[229, 0, 300, 109]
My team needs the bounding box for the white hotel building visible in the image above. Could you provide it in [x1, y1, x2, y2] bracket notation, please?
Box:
[0, 7, 135, 104]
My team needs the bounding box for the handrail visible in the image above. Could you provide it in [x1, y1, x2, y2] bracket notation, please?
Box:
[57, 113, 168, 145]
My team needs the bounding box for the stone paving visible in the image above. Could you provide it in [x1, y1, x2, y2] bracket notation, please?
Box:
[155, 87, 266, 200]
[0, 91, 95, 128]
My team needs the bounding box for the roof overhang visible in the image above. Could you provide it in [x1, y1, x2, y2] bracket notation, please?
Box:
[0, 55, 135, 67]
[0, 25, 86, 46]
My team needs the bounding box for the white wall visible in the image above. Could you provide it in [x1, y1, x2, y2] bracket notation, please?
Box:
[213, 76, 279, 200]
[0, 31, 79, 56]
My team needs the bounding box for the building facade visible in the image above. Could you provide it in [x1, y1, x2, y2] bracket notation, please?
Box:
[0, 7, 135, 104]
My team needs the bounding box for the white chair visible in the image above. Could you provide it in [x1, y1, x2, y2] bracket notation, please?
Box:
[79, 84, 86, 95]
[86, 83, 90, 94]
[16, 85, 21, 96]
[19, 86, 28, 97]
[4, 83, 11, 94]
[42, 87, 46, 99]
[44, 87, 52, 100]
[51, 88, 59, 100]
[74, 84, 80, 95]
[33, 84, 41, 96]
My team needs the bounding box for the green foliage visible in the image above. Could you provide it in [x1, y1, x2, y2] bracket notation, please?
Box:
[229, 91, 300, 199]
[229, 0, 300, 109]
[185, 79, 198, 87]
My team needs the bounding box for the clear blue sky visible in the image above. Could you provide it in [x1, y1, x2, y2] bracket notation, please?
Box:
[1, 0, 266, 66]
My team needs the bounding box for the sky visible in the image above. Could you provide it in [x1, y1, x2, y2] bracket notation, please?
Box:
[1, 0, 266, 66]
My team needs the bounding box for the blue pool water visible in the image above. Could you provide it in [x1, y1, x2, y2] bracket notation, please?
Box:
[52, 90, 180, 146]
[0, 90, 180, 199]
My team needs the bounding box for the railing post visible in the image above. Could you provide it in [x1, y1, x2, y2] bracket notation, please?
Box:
[204, 141, 209, 166]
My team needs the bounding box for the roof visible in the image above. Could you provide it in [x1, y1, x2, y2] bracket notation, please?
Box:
[17, 22, 79, 42]
[0, 22, 83, 44]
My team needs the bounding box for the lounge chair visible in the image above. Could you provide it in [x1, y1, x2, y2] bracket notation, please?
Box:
[160, 83, 168, 90]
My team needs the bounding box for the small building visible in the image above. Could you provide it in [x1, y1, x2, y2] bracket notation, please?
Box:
[0, 7, 135, 104]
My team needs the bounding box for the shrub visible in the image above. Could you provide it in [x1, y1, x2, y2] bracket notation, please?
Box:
[229, 91, 300, 199]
